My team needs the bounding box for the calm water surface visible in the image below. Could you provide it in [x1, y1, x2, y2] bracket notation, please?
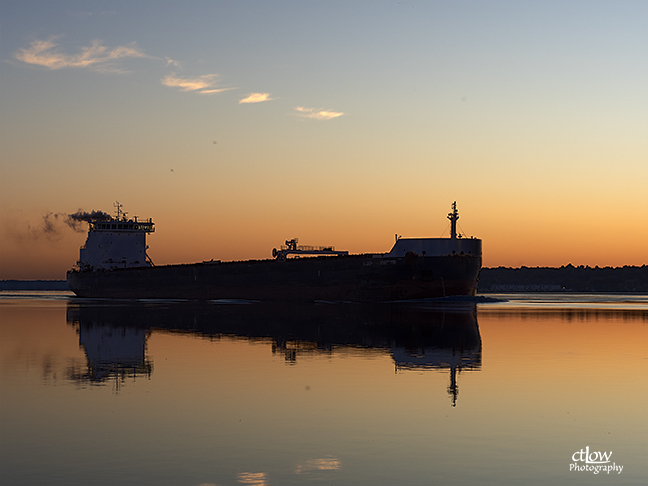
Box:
[1, 292, 646, 485]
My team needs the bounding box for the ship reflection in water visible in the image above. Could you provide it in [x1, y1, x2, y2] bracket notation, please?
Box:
[70, 322, 151, 386]
[66, 301, 481, 405]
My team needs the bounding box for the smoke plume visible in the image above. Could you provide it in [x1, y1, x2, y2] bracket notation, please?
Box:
[42, 212, 61, 235]
[11, 212, 66, 242]
[65, 210, 112, 232]
[6, 208, 114, 244]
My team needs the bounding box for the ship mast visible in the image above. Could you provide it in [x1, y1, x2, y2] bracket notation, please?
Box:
[114, 201, 127, 221]
[447, 201, 459, 239]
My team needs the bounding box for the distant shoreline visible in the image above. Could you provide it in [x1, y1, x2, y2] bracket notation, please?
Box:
[478, 265, 647, 293]
[0, 280, 70, 290]
[2, 265, 646, 292]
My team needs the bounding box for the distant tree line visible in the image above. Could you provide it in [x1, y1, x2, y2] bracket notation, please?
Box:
[478, 265, 648, 292]
[0, 280, 69, 290]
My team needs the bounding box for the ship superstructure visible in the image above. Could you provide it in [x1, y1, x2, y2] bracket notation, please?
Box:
[385, 202, 480, 259]
[76, 202, 154, 272]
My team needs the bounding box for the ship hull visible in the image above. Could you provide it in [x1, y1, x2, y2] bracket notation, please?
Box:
[67, 253, 481, 302]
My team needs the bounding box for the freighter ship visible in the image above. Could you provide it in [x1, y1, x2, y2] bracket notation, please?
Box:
[66, 202, 482, 301]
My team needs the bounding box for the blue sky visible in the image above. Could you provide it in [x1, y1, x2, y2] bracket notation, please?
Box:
[1, 0, 647, 278]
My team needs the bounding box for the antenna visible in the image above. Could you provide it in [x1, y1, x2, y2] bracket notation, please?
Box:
[113, 201, 127, 220]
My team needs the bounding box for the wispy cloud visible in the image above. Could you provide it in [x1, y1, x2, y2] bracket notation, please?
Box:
[239, 92, 273, 104]
[161, 73, 233, 95]
[15, 37, 147, 72]
[295, 106, 344, 120]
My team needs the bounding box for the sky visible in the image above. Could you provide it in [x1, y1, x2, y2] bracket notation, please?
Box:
[1, 0, 647, 280]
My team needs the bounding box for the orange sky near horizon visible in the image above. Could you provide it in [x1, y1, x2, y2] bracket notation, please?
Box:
[0, 196, 646, 280]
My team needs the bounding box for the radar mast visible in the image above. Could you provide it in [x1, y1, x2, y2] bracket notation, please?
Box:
[114, 201, 127, 221]
[447, 201, 459, 239]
